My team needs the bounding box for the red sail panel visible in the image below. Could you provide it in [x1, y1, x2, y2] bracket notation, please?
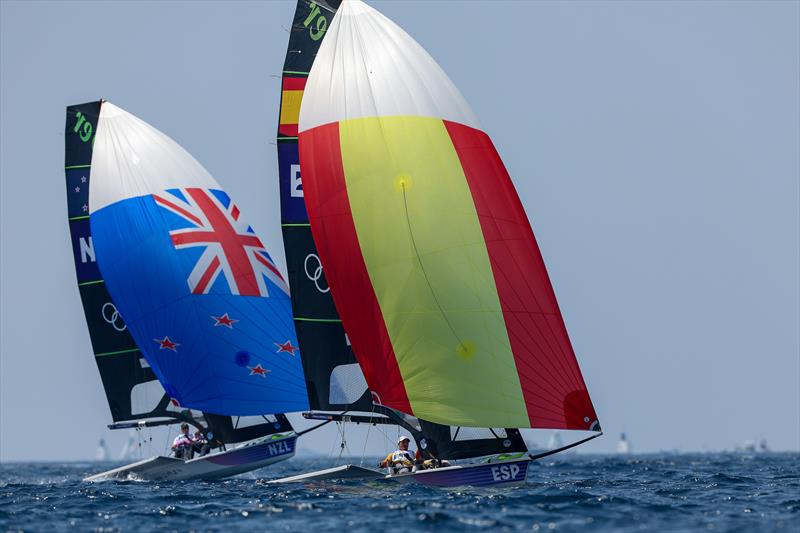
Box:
[299, 121, 412, 413]
[444, 121, 598, 430]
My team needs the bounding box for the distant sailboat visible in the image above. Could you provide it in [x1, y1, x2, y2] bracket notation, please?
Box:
[616, 433, 631, 454]
[65, 101, 305, 481]
[275, 0, 601, 487]
[95, 439, 109, 461]
[548, 432, 565, 451]
[118, 431, 139, 461]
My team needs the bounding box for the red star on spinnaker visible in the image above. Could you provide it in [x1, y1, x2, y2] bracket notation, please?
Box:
[274, 340, 298, 356]
[249, 364, 270, 378]
[211, 313, 238, 328]
[154, 336, 179, 351]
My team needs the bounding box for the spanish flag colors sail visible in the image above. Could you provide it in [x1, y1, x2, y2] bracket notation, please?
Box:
[298, 0, 599, 430]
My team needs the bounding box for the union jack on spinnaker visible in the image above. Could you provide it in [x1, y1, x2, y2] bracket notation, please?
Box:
[85, 102, 308, 416]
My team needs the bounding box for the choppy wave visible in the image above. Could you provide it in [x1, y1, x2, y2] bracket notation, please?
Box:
[1, 453, 798, 531]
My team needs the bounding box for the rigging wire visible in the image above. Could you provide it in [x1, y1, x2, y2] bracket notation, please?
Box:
[337, 421, 350, 461]
[359, 421, 373, 467]
[327, 422, 341, 459]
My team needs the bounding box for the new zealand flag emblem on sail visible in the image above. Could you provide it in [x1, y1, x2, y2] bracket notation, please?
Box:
[153, 188, 288, 297]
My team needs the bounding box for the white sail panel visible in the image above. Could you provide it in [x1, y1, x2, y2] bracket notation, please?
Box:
[89, 102, 217, 213]
[299, 0, 479, 132]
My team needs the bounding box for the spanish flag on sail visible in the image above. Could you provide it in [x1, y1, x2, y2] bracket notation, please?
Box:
[279, 77, 307, 137]
[298, 0, 599, 430]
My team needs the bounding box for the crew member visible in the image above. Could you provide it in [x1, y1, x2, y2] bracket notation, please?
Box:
[378, 436, 419, 474]
[192, 430, 211, 457]
[171, 423, 194, 460]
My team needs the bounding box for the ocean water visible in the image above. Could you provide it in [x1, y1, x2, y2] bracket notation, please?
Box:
[1, 453, 797, 532]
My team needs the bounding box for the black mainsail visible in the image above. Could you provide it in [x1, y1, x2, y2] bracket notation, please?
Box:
[65, 101, 176, 424]
[277, 0, 372, 412]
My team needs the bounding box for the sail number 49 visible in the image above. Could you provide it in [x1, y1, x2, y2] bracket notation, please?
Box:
[73, 111, 94, 143]
[304, 2, 328, 41]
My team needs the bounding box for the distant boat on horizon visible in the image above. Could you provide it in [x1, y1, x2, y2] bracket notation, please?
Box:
[95, 438, 109, 461]
[735, 438, 770, 453]
[616, 432, 631, 454]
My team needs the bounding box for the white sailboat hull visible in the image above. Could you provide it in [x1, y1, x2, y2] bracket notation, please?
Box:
[84, 434, 297, 482]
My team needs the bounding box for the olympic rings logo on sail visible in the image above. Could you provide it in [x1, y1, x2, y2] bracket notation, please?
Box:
[304, 253, 329, 293]
[102, 302, 127, 332]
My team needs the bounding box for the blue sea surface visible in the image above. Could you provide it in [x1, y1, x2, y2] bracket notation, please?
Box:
[1, 453, 798, 532]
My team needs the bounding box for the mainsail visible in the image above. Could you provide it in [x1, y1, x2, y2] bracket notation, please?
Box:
[298, 0, 599, 430]
[65, 101, 175, 422]
[277, 0, 371, 411]
[85, 101, 309, 416]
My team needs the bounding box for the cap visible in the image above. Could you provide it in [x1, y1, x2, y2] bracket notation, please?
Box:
[397, 435, 411, 444]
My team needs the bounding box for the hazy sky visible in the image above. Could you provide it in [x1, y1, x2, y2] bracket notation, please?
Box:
[1, 0, 798, 462]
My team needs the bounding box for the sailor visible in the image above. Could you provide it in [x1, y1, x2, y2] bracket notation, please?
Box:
[192, 430, 211, 457]
[171, 423, 194, 459]
[378, 436, 419, 474]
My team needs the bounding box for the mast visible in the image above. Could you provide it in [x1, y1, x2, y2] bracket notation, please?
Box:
[298, 0, 600, 432]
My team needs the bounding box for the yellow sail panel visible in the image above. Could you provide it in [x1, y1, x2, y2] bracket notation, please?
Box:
[338, 115, 530, 427]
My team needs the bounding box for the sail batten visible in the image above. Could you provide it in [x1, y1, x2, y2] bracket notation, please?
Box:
[298, 1, 599, 430]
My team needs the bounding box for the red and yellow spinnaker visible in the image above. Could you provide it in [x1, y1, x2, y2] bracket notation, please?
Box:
[298, 0, 599, 430]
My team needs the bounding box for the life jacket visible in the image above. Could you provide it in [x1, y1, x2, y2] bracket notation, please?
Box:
[173, 433, 192, 447]
[390, 449, 415, 465]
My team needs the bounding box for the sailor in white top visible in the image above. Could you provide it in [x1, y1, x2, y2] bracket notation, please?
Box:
[379, 436, 418, 474]
[171, 422, 194, 459]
